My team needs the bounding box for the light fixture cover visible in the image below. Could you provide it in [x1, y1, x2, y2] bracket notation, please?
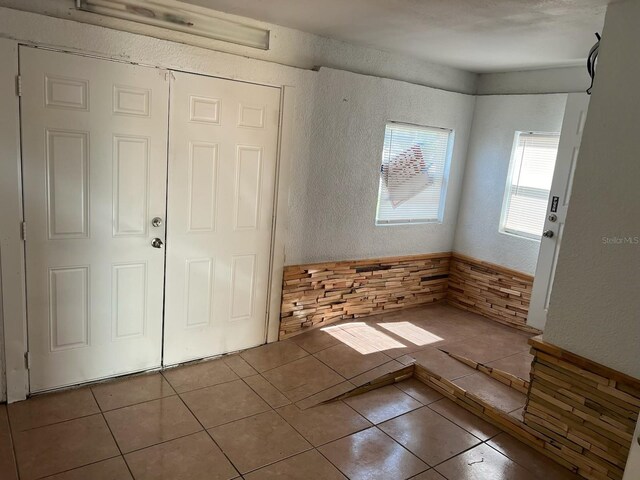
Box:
[78, 0, 270, 50]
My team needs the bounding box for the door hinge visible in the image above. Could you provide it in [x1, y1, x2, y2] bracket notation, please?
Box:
[25, 351, 31, 369]
[20, 221, 27, 241]
[16, 75, 22, 97]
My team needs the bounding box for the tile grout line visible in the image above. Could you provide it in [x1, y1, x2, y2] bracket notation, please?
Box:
[175, 387, 247, 478]
[34, 454, 123, 480]
[7, 410, 100, 434]
[369, 424, 433, 476]
[4, 406, 22, 480]
[238, 375, 291, 409]
[88, 387, 136, 480]
[307, 383, 457, 477]
[240, 355, 352, 407]
[177, 389, 271, 431]
[271, 397, 371, 449]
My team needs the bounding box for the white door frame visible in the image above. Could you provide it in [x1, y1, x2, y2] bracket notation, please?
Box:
[0, 41, 294, 402]
[527, 93, 589, 331]
[0, 39, 29, 403]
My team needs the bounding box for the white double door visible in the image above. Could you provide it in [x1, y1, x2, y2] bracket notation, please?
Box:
[21, 47, 280, 392]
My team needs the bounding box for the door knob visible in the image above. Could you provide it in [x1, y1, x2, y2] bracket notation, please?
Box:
[151, 238, 164, 248]
[542, 230, 554, 238]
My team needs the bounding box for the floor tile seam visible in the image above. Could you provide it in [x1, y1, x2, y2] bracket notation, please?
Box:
[261, 369, 349, 405]
[107, 393, 204, 456]
[373, 424, 433, 469]
[311, 353, 396, 384]
[313, 445, 352, 480]
[271, 401, 373, 449]
[215, 433, 315, 477]
[396, 383, 443, 407]
[416, 402, 490, 444]
[238, 375, 291, 409]
[95, 389, 184, 415]
[7, 408, 106, 435]
[183, 400, 274, 431]
[160, 367, 241, 393]
[171, 397, 242, 479]
[481, 437, 573, 480]
[294, 381, 359, 410]
[283, 376, 352, 403]
[313, 426, 433, 480]
[428, 440, 496, 473]
[450, 375, 529, 405]
[203, 428, 245, 476]
[309, 352, 359, 380]
[241, 371, 300, 403]
[165, 375, 246, 396]
[348, 359, 410, 383]
[290, 337, 339, 356]
[437, 346, 531, 367]
[5, 405, 24, 480]
[90, 374, 177, 398]
[88, 387, 136, 480]
[242, 351, 312, 375]
[30, 454, 125, 480]
[114, 427, 211, 459]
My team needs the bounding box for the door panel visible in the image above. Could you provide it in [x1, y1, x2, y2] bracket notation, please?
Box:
[164, 72, 280, 365]
[528, 93, 590, 331]
[21, 47, 169, 392]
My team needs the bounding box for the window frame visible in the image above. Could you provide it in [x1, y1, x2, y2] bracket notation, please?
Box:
[499, 130, 560, 241]
[374, 121, 455, 227]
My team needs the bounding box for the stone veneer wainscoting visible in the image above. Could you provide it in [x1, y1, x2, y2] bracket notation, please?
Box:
[279, 252, 540, 340]
[447, 253, 539, 333]
[524, 337, 639, 480]
[279, 253, 451, 339]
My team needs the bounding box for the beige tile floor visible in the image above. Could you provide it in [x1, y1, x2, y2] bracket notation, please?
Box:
[0, 303, 581, 479]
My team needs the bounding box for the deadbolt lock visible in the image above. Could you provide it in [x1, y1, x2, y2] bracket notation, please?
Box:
[548, 214, 558, 222]
[151, 217, 163, 227]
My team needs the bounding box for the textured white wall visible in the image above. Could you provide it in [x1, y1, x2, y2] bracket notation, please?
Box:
[477, 66, 590, 95]
[0, 0, 478, 94]
[453, 94, 568, 275]
[285, 68, 476, 264]
[543, 0, 640, 378]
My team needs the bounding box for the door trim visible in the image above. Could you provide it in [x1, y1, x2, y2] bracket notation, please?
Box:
[0, 39, 28, 403]
[2, 43, 294, 402]
[266, 85, 295, 343]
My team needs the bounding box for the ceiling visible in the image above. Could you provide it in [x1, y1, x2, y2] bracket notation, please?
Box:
[182, 0, 609, 73]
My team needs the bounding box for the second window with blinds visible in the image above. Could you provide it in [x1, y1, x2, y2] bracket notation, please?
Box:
[376, 122, 454, 225]
[501, 131, 560, 239]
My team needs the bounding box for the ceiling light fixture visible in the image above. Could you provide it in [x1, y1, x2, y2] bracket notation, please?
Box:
[77, 0, 270, 50]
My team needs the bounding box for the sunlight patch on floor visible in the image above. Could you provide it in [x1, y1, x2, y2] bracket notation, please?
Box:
[322, 322, 405, 354]
[378, 321, 443, 346]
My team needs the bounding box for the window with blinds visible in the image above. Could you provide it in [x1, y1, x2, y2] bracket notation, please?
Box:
[501, 131, 560, 239]
[375, 123, 454, 225]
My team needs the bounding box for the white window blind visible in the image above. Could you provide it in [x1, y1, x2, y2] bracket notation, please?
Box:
[501, 132, 560, 239]
[376, 123, 453, 225]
